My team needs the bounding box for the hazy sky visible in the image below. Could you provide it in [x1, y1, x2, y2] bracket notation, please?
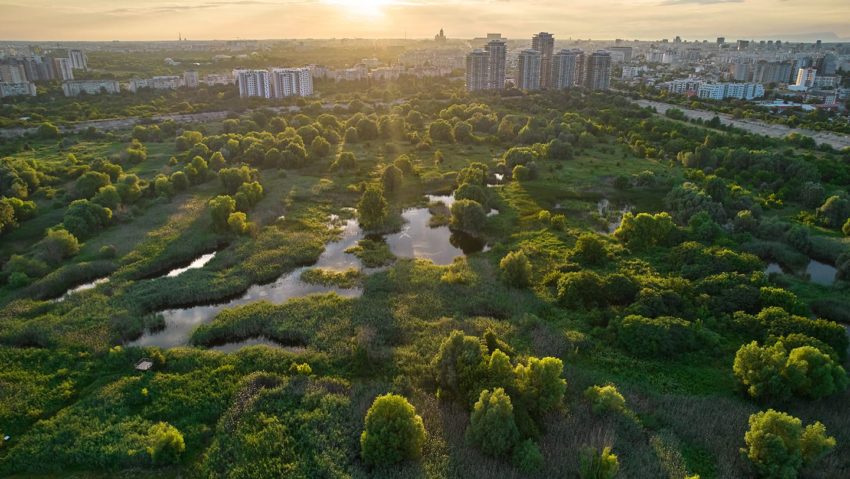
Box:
[1, 0, 849, 42]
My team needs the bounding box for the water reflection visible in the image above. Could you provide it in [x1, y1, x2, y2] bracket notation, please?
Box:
[55, 277, 110, 302]
[165, 252, 217, 278]
[805, 260, 837, 286]
[128, 218, 364, 349]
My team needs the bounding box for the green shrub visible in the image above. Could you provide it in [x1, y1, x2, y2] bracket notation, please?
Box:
[579, 446, 620, 479]
[431, 330, 484, 403]
[584, 385, 626, 415]
[743, 409, 835, 478]
[450, 199, 486, 236]
[357, 184, 388, 231]
[499, 250, 531, 288]
[146, 422, 185, 465]
[574, 233, 607, 265]
[512, 439, 543, 473]
[618, 315, 699, 357]
[468, 388, 519, 456]
[360, 394, 426, 466]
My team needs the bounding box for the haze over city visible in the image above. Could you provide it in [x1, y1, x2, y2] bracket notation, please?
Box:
[2, 0, 850, 41]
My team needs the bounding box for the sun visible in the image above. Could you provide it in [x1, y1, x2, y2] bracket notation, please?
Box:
[324, 0, 390, 17]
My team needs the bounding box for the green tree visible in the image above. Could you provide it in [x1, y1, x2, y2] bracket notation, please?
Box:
[743, 409, 835, 479]
[432, 330, 485, 402]
[733, 341, 791, 401]
[170, 171, 189, 191]
[63, 200, 112, 239]
[357, 185, 388, 231]
[227, 212, 250, 235]
[381, 164, 403, 194]
[514, 357, 566, 416]
[816, 195, 850, 229]
[614, 212, 677, 250]
[450, 199, 486, 236]
[499, 250, 532, 288]
[428, 120, 455, 143]
[74, 171, 111, 199]
[310, 136, 331, 158]
[360, 394, 426, 466]
[468, 388, 519, 456]
[574, 233, 607, 265]
[843, 218, 850, 236]
[92, 185, 121, 209]
[784, 346, 848, 400]
[584, 385, 626, 415]
[208, 195, 236, 232]
[512, 439, 543, 473]
[36, 228, 80, 265]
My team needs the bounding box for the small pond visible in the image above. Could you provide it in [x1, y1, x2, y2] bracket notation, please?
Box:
[165, 252, 217, 278]
[764, 259, 838, 286]
[55, 277, 110, 302]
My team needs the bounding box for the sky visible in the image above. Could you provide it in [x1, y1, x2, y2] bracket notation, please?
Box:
[1, 0, 849, 42]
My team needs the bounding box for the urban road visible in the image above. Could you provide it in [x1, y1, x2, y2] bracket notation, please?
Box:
[635, 99, 850, 150]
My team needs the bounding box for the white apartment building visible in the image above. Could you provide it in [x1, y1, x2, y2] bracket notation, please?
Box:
[668, 78, 703, 95]
[127, 76, 181, 93]
[370, 66, 405, 81]
[183, 70, 199, 88]
[68, 49, 87, 70]
[53, 58, 74, 81]
[234, 69, 272, 98]
[0, 82, 37, 98]
[270, 68, 313, 98]
[697, 82, 764, 100]
[792, 68, 817, 91]
[61, 80, 120, 97]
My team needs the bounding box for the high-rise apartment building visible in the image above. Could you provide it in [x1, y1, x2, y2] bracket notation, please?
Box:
[582, 51, 611, 90]
[0, 82, 37, 98]
[68, 49, 87, 70]
[607, 46, 633, 63]
[183, 70, 199, 88]
[270, 68, 313, 98]
[753, 61, 793, 84]
[233, 69, 272, 98]
[0, 63, 26, 83]
[465, 49, 489, 91]
[793, 67, 817, 90]
[485, 38, 507, 90]
[551, 49, 582, 89]
[532, 32, 554, 88]
[53, 58, 74, 81]
[517, 49, 542, 90]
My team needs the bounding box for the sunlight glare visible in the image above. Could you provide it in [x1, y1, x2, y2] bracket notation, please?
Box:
[325, 0, 390, 17]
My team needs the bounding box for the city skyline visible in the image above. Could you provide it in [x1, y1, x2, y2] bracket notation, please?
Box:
[1, 0, 850, 42]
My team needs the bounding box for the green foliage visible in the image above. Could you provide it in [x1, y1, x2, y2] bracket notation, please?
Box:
[816, 195, 850, 229]
[584, 385, 626, 415]
[146, 422, 185, 465]
[381, 164, 403, 194]
[618, 315, 700, 357]
[512, 439, 544, 473]
[63, 199, 112, 239]
[344, 238, 395, 267]
[432, 330, 484, 403]
[514, 356, 566, 417]
[209, 195, 236, 232]
[227, 211, 250, 235]
[74, 171, 111, 199]
[574, 233, 607, 265]
[36, 228, 80, 265]
[219, 166, 256, 194]
[614, 212, 677, 251]
[579, 446, 620, 479]
[468, 388, 519, 456]
[428, 119, 455, 143]
[357, 184, 388, 231]
[499, 250, 532, 288]
[450, 199, 486, 236]
[360, 394, 426, 466]
[743, 409, 835, 479]
[332, 151, 357, 171]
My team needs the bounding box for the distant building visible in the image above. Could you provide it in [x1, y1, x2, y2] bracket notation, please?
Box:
[697, 82, 764, 100]
[270, 68, 313, 97]
[551, 49, 582, 89]
[582, 50, 611, 90]
[485, 38, 507, 90]
[621, 65, 642, 80]
[729, 61, 752, 82]
[465, 49, 489, 91]
[370, 66, 405, 82]
[716, 37, 725, 45]
[0, 81, 37, 98]
[736, 40, 750, 51]
[53, 58, 74, 81]
[0, 63, 26, 83]
[792, 67, 817, 90]
[668, 78, 703, 95]
[813, 75, 838, 89]
[532, 32, 554, 88]
[128, 76, 181, 92]
[517, 49, 542, 90]
[233, 69, 271, 98]
[205, 74, 234, 85]
[753, 61, 793, 84]
[61, 79, 120, 97]
[68, 49, 87, 70]
[183, 70, 199, 88]
[435, 28, 447, 43]
[607, 46, 633, 63]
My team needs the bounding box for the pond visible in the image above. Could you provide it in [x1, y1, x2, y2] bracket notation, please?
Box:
[128, 217, 365, 349]
[55, 277, 110, 302]
[764, 259, 837, 286]
[384, 195, 488, 266]
[596, 198, 632, 235]
[165, 252, 217, 278]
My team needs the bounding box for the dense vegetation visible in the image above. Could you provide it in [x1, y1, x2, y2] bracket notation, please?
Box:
[0, 76, 848, 478]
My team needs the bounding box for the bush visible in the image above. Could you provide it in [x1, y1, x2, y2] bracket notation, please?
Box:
[357, 184, 388, 231]
[146, 422, 185, 465]
[617, 315, 699, 357]
[227, 212, 250, 235]
[209, 195, 236, 232]
[743, 409, 835, 479]
[614, 212, 677, 250]
[579, 446, 620, 479]
[468, 388, 519, 456]
[36, 228, 80, 265]
[584, 385, 626, 415]
[500, 250, 532, 288]
[381, 165, 403, 194]
[431, 330, 484, 402]
[557, 271, 604, 308]
[512, 439, 543, 473]
[450, 199, 487, 236]
[360, 394, 426, 466]
[574, 233, 607, 265]
[63, 200, 111, 239]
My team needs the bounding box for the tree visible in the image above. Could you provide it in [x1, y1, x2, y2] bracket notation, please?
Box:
[733, 341, 791, 401]
[816, 195, 850, 229]
[0, 201, 15, 235]
[170, 171, 189, 191]
[209, 195, 236, 232]
[36, 228, 80, 264]
[208, 151, 226, 171]
[614, 212, 677, 250]
[310, 136, 331, 158]
[431, 330, 485, 402]
[219, 166, 254, 194]
[504, 147, 535, 168]
[743, 409, 835, 479]
[37, 122, 60, 139]
[468, 388, 519, 456]
[381, 165, 403, 194]
[186, 156, 209, 184]
[574, 233, 607, 265]
[512, 439, 543, 473]
[499, 250, 532, 288]
[513, 356, 566, 416]
[557, 271, 604, 308]
[579, 446, 620, 479]
[357, 184, 388, 231]
[63, 200, 111, 239]
[617, 315, 699, 357]
[74, 171, 111, 199]
[116, 174, 142, 204]
[452, 121, 474, 143]
[92, 185, 121, 209]
[360, 394, 426, 466]
[332, 151, 356, 171]
[146, 422, 185, 465]
[227, 212, 250, 235]
[784, 346, 848, 400]
[428, 120, 455, 143]
[450, 199, 486, 236]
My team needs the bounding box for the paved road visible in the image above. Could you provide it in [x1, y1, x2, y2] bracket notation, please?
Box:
[635, 99, 850, 150]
